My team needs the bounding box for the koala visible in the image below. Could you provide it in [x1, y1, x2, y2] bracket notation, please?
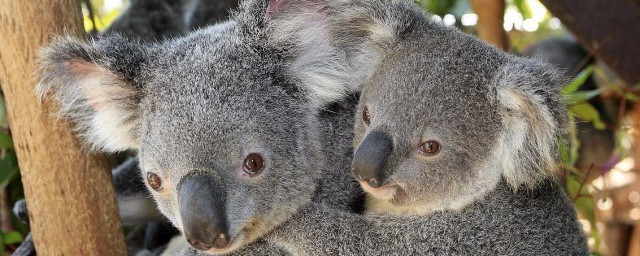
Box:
[102, 0, 186, 40]
[37, 0, 361, 254]
[259, 1, 589, 255]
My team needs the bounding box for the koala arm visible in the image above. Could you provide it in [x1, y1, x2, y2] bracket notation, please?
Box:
[167, 238, 288, 256]
[269, 204, 440, 256]
[269, 182, 589, 256]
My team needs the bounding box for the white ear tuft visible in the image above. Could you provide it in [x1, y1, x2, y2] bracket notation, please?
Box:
[265, 0, 352, 108]
[37, 36, 143, 152]
[493, 58, 568, 189]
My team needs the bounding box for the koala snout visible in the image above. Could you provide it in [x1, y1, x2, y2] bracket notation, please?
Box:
[352, 130, 393, 188]
[178, 174, 230, 251]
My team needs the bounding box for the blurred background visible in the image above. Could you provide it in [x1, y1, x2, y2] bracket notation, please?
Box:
[1, 0, 639, 255]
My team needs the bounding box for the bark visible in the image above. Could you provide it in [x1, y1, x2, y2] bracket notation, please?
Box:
[629, 221, 640, 256]
[471, 0, 510, 51]
[540, 0, 640, 85]
[0, 1, 126, 255]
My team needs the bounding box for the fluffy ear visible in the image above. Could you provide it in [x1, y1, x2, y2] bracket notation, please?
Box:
[493, 57, 569, 189]
[37, 36, 147, 152]
[262, 0, 353, 107]
[329, 1, 424, 88]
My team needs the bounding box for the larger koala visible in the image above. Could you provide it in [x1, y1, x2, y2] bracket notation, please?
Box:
[262, 1, 589, 255]
[37, 0, 361, 254]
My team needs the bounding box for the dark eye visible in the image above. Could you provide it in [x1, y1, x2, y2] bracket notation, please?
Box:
[243, 153, 265, 176]
[146, 172, 163, 191]
[362, 106, 371, 126]
[418, 140, 440, 156]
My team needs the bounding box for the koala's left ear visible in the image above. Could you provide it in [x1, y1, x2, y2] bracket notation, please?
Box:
[37, 35, 147, 152]
[494, 57, 569, 189]
[262, 0, 352, 107]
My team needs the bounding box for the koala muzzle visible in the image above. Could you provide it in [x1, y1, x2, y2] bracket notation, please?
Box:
[178, 174, 230, 251]
[352, 130, 393, 188]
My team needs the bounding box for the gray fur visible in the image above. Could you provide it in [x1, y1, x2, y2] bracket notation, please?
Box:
[273, 180, 587, 255]
[266, 1, 587, 255]
[37, 0, 360, 254]
[112, 157, 165, 226]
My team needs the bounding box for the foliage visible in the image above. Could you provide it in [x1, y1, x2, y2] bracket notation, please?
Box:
[560, 66, 602, 252]
[0, 94, 25, 255]
[81, 0, 127, 32]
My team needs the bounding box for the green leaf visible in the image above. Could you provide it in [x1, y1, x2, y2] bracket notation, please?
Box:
[566, 173, 600, 251]
[558, 143, 570, 164]
[2, 231, 23, 245]
[566, 89, 601, 104]
[513, 0, 531, 19]
[417, 0, 456, 16]
[0, 133, 14, 149]
[0, 95, 6, 127]
[570, 103, 606, 130]
[568, 117, 581, 165]
[0, 151, 18, 189]
[624, 92, 639, 102]
[609, 83, 624, 94]
[562, 66, 594, 94]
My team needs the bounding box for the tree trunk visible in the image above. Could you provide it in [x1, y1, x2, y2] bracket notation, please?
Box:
[0, 1, 126, 255]
[540, 0, 640, 85]
[471, 0, 510, 51]
[629, 221, 640, 256]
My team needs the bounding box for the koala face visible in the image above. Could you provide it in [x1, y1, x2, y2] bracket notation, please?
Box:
[38, 0, 351, 253]
[352, 41, 505, 212]
[339, 1, 567, 214]
[136, 26, 323, 252]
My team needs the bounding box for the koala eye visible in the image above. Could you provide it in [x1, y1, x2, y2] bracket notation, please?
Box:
[418, 140, 441, 156]
[146, 172, 163, 191]
[243, 153, 265, 176]
[362, 106, 371, 126]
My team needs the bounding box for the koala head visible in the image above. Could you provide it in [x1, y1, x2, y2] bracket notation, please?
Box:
[38, 0, 350, 253]
[335, 1, 568, 213]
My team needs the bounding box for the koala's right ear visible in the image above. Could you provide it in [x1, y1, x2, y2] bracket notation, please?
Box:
[493, 57, 569, 189]
[259, 0, 352, 108]
[330, 0, 424, 88]
[37, 36, 147, 152]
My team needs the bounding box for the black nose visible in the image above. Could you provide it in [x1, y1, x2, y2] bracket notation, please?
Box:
[178, 174, 230, 251]
[352, 130, 393, 188]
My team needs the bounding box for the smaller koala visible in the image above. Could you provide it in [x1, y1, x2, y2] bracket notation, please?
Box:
[263, 1, 589, 255]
